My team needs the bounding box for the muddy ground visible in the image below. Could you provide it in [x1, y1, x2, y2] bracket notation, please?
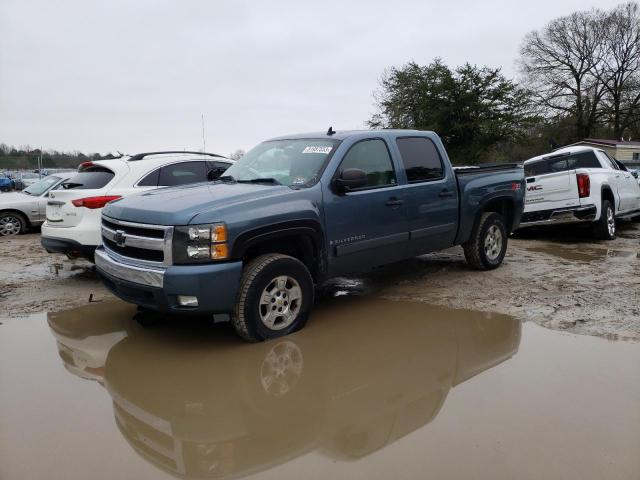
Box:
[1, 223, 638, 340]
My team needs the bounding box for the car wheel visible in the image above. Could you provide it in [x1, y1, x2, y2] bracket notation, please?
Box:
[593, 200, 616, 240]
[232, 253, 314, 342]
[0, 211, 27, 236]
[463, 212, 508, 270]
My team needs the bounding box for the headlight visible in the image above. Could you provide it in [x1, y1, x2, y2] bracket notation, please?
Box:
[173, 223, 229, 264]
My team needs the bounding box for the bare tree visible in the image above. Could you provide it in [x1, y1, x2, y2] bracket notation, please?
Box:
[520, 2, 640, 141]
[229, 149, 245, 161]
[519, 9, 607, 139]
[597, 2, 640, 138]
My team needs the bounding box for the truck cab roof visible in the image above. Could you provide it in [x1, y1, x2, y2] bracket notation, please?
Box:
[267, 129, 437, 142]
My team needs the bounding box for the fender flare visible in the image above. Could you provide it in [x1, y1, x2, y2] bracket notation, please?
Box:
[231, 219, 325, 260]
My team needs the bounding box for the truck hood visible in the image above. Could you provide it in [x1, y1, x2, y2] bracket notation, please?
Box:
[103, 182, 293, 225]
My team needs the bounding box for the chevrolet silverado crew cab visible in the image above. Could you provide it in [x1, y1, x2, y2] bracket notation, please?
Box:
[519, 146, 640, 239]
[96, 130, 525, 341]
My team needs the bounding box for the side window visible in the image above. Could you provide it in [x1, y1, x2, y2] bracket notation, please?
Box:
[137, 168, 160, 187]
[206, 161, 231, 180]
[396, 137, 444, 182]
[339, 139, 396, 188]
[601, 152, 619, 170]
[571, 151, 601, 169]
[158, 161, 207, 186]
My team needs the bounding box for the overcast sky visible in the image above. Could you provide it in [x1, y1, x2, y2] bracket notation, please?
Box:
[0, 0, 626, 156]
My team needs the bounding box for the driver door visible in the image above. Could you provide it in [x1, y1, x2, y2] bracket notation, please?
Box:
[323, 138, 409, 276]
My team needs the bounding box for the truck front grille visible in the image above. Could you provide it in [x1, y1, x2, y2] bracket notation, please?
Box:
[101, 216, 173, 266]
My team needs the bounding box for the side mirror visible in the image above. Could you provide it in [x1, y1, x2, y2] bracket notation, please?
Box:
[632, 171, 638, 179]
[335, 168, 367, 193]
[207, 168, 225, 181]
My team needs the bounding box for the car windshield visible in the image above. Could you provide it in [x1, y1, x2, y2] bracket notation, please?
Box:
[221, 138, 340, 187]
[23, 176, 62, 195]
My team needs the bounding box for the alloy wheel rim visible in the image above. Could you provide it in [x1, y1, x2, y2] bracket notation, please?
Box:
[607, 207, 615, 237]
[484, 225, 503, 261]
[0, 216, 20, 236]
[259, 275, 303, 330]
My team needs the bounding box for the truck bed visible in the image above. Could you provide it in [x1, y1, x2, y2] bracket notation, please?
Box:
[453, 163, 525, 245]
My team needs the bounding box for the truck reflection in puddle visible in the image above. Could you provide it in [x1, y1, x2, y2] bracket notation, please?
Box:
[48, 298, 521, 479]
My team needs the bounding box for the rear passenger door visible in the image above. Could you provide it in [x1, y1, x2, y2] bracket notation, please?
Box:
[598, 152, 629, 212]
[607, 155, 640, 212]
[394, 136, 458, 255]
[323, 138, 409, 276]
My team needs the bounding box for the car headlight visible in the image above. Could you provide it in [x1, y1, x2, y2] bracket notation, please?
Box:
[173, 223, 229, 264]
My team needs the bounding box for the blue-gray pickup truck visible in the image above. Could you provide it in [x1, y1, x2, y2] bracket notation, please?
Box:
[96, 129, 524, 341]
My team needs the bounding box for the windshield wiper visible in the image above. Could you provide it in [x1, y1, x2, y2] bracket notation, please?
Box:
[22, 190, 32, 195]
[236, 178, 281, 185]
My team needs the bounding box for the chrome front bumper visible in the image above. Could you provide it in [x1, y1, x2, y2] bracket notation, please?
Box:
[95, 247, 165, 288]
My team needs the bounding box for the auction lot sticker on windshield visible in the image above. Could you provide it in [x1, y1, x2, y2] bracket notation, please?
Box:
[302, 146, 332, 154]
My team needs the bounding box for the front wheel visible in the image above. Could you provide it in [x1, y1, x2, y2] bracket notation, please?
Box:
[463, 212, 508, 270]
[0, 211, 27, 236]
[232, 254, 314, 342]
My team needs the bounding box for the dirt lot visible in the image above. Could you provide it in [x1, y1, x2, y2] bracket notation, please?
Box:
[1, 223, 638, 340]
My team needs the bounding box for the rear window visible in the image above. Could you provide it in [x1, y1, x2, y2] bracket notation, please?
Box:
[61, 167, 115, 190]
[525, 151, 601, 177]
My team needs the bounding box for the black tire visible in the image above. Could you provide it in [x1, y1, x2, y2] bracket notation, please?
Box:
[463, 212, 508, 270]
[592, 200, 616, 240]
[0, 211, 27, 236]
[232, 253, 314, 342]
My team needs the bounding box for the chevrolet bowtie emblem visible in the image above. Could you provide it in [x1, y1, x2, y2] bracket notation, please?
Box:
[115, 230, 126, 247]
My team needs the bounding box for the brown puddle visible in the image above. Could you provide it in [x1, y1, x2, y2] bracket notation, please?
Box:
[1, 299, 639, 480]
[524, 243, 638, 263]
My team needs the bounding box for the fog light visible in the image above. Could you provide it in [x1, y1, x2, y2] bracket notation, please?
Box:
[177, 295, 199, 307]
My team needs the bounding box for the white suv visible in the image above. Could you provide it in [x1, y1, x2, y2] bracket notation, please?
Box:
[41, 151, 232, 260]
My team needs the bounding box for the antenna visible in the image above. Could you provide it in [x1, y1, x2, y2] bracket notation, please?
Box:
[327, 126, 336, 136]
[201, 114, 207, 152]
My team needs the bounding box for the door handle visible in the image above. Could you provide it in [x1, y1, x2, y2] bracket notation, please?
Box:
[439, 189, 455, 198]
[385, 197, 404, 206]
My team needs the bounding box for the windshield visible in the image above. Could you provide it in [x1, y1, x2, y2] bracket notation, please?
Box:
[23, 176, 62, 196]
[222, 138, 340, 187]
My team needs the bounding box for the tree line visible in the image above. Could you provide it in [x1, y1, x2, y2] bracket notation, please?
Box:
[0, 144, 119, 170]
[370, 2, 640, 164]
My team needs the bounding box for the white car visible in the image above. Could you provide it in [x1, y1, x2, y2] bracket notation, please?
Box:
[19, 172, 45, 189]
[0, 172, 74, 235]
[41, 151, 232, 260]
[519, 146, 640, 239]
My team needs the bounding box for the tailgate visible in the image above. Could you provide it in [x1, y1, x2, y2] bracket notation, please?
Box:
[46, 189, 105, 226]
[524, 171, 580, 212]
[46, 163, 122, 227]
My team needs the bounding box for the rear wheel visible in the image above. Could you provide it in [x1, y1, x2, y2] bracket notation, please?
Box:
[593, 200, 616, 240]
[232, 254, 314, 342]
[463, 212, 508, 270]
[0, 211, 27, 236]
